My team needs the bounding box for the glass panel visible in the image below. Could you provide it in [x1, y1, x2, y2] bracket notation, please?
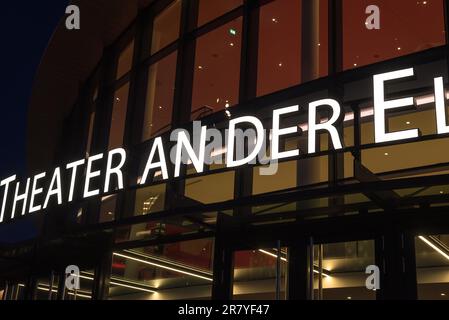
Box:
[233, 248, 288, 300]
[142, 52, 177, 141]
[3, 283, 26, 300]
[109, 239, 214, 300]
[415, 234, 449, 300]
[197, 0, 242, 27]
[361, 107, 448, 145]
[298, 156, 329, 186]
[362, 138, 449, 175]
[109, 83, 130, 150]
[313, 240, 376, 300]
[343, 0, 445, 70]
[99, 195, 118, 223]
[86, 111, 95, 157]
[257, 0, 328, 96]
[133, 184, 167, 216]
[116, 41, 134, 79]
[116, 213, 215, 243]
[191, 17, 243, 119]
[34, 275, 59, 300]
[151, 0, 182, 55]
[253, 161, 297, 195]
[185, 172, 235, 205]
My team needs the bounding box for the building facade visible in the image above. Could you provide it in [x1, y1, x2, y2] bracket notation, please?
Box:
[2, 0, 449, 300]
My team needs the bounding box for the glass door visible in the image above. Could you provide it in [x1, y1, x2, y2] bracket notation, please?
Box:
[232, 243, 288, 300]
[312, 239, 376, 300]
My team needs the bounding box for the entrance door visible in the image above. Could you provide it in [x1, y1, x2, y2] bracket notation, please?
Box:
[232, 244, 288, 300]
[229, 237, 377, 300]
[311, 239, 376, 300]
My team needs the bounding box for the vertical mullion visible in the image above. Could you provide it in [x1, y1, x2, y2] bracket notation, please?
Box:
[163, 0, 199, 212]
[117, 17, 147, 222]
[327, 0, 344, 212]
[233, 0, 257, 217]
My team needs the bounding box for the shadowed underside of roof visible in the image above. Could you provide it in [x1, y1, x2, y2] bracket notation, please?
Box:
[27, 0, 154, 173]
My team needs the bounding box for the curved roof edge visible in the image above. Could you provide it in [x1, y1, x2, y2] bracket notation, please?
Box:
[27, 0, 154, 173]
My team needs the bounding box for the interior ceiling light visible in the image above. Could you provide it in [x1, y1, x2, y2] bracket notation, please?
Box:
[258, 249, 331, 277]
[418, 236, 449, 261]
[77, 272, 157, 294]
[114, 252, 213, 282]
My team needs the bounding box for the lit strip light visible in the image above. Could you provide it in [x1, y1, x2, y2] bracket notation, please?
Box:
[258, 249, 331, 278]
[37, 286, 92, 299]
[298, 92, 449, 133]
[78, 273, 157, 294]
[19, 275, 157, 295]
[124, 249, 213, 276]
[113, 252, 213, 282]
[418, 236, 449, 261]
[18, 284, 93, 299]
[109, 281, 156, 293]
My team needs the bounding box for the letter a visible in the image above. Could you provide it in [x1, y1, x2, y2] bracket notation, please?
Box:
[365, 5, 380, 30]
[65, 5, 80, 30]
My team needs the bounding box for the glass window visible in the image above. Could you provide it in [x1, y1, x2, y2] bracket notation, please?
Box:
[116, 41, 134, 80]
[191, 17, 243, 119]
[253, 161, 297, 195]
[233, 248, 288, 300]
[142, 52, 177, 141]
[86, 111, 95, 157]
[2, 283, 26, 300]
[197, 0, 242, 27]
[313, 240, 376, 300]
[109, 239, 214, 300]
[99, 195, 118, 223]
[184, 172, 235, 204]
[257, 0, 328, 96]
[343, 0, 446, 70]
[415, 234, 449, 299]
[134, 184, 167, 216]
[362, 138, 449, 175]
[151, 0, 182, 55]
[109, 83, 130, 150]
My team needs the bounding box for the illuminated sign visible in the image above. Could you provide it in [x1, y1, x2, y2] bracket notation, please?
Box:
[0, 67, 448, 224]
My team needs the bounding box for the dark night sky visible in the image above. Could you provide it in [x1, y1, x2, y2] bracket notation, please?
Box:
[0, 1, 69, 179]
[0, 1, 68, 243]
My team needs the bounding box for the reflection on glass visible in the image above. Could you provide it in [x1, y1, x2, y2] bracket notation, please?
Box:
[257, 0, 328, 96]
[233, 248, 288, 300]
[362, 138, 449, 175]
[2, 283, 26, 300]
[197, 0, 242, 27]
[257, 0, 301, 96]
[134, 184, 166, 216]
[191, 17, 242, 118]
[116, 41, 134, 79]
[253, 161, 297, 195]
[109, 239, 214, 300]
[343, 0, 445, 70]
[313, 240, 376, 300]
[99, 195, 118, 223]
[109, 83, 130, 150]
[415, 234, 449, 299]
[151, 0, 182, 55]
[86, 111, 95, 157]
[185, 172, 235, 205]
[142, 52, 177, 141]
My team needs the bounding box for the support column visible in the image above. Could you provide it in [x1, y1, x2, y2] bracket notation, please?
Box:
[212, 214, 235, 300]
[287, 238, 310, 300]
[376, 230, 417, 300]
[92, 249, 113, 300]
